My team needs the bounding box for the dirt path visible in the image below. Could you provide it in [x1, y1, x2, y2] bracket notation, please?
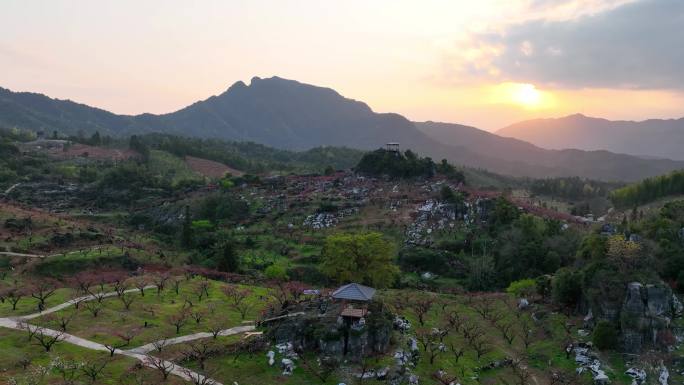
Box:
[0, 245, 120, 260]
[126, 325, 256, 354]
[0, 251, 45, 259]
[3, 183, 20, 195]
[16, 285, 157, 320]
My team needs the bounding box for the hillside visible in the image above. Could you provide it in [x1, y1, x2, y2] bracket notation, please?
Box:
[610, 169, 684, 208]
[3, 79, 684, 181]
[417, 121, 684, 182]
[497, 114, 684, 160]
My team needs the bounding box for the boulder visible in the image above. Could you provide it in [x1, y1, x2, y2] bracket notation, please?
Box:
[625, 368, 646, 385]
[281, 358, 295, 375]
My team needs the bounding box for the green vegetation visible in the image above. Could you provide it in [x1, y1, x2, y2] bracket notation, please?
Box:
[355, 148, 464, 181]
[142, 133, 364, 174]
[611, 169, 684, 208]
[592, 321, 618, 350]
[319, 232, 399, 288]
[1, 124, 684, 385]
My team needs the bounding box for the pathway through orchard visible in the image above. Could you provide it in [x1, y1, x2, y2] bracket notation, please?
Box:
[0, 285, 257, 385]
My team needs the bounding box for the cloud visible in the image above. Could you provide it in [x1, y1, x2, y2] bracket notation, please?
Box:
[446, 0, 684, 90]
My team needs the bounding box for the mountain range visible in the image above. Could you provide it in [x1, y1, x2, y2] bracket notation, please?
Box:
[498, 114, 684, 161]
[1, 76, 683, 182]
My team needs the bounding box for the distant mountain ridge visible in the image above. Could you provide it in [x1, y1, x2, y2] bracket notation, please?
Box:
[497, 114, 684, 160]
[1, 77, 684, 181]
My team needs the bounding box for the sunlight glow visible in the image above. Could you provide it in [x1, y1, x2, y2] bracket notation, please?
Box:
[511, 83, 541, 107]
[487, 82, 553, 111]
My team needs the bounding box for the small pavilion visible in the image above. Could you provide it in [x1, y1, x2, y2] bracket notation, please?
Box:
[332, 283, 376, 320]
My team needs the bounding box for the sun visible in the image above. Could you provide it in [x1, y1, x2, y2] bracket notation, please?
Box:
[487, 82, 551, 109]
[511, 83, 541, 107]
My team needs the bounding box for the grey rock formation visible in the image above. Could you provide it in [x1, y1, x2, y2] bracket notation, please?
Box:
[620, 282, 676, 353]
[264, 300, 393, 360]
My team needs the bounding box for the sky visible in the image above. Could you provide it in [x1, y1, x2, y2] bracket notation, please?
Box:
[1, 0, 683, 131]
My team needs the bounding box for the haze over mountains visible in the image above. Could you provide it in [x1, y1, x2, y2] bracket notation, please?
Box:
[1, 76, 683, 182]
[498, 114, 684, 161]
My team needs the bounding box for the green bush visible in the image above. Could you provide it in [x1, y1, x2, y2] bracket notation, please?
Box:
[265, 263, 289, 280]
[592, 321, 618, 350]
[506, 278, 537, 298]
[552, 268, 582, 307]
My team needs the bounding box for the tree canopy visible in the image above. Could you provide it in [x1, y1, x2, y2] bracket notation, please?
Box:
[319, 232, 399, 288]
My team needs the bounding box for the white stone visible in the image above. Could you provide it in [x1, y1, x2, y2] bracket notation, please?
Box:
[659, 365, 669, 385]
[281, 358, 295, 375]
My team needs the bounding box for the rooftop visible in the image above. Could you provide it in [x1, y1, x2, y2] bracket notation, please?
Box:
[331, 283, 376, 302]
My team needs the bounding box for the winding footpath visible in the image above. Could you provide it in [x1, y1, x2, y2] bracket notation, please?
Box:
[0, 285, 256, 385]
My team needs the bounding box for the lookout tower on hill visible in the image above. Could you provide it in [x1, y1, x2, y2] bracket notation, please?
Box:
[385, 142, 400, 153]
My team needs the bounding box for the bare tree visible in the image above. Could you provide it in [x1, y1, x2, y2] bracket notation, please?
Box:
[198, 278, 211, 299]
[270, 281, 307, 309]
[33, 327, 64, 352]
[120, 292, 135, 311]
[112, 276, 128, 298]
[0, 284, 26, 311]
[84, 300, 103, 318]
[495, 320, 517, 345]
[30, 278, 59, 311]
[144, 356, 175, 381]
[180, 367, 217, 385]
[411, 294, 436, 326]
[416, 328, 446, 365]
[510, 358, 532, 385]
[70, 270, 95, 295]
[104, 328, 140, 357]
[222, 285, 255, 319]
[190, 308, 207, 325]
[128, 276, 149, 297]
[470, 337, 491, 361]
[472, 296, 495, 320]
[444, 310, 464, 333]
[151, 335, 170, 353]
[170, 276, 182, 295]
[192, 281, 207, 302]
[81, 358, 109, 383]
[449, 342, 465, 364]
[152, 272, 170, 295]
[520, 319, 534, 349]
[18, 320, 39, 341]
[207, 317, 226, 339]
[461, 320, 485, 343]
[182, 339, 216, 370]
[45, 311, 77, 332]
[169, 309, 190, 334]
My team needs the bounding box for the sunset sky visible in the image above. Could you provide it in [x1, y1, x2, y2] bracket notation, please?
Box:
[1, 0, 683, 131]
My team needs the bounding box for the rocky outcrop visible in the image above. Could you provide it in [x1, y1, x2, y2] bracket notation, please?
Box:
[265, 300, 393, 361]
[583, 280, 680, 354]
[620, 282, 678, 353]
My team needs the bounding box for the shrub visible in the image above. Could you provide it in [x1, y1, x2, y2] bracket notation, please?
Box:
[265, 263, 289, 281]
[552, 268, 582, 307]
[592, 321, 618, 350]
[506, 278, 537, 298]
